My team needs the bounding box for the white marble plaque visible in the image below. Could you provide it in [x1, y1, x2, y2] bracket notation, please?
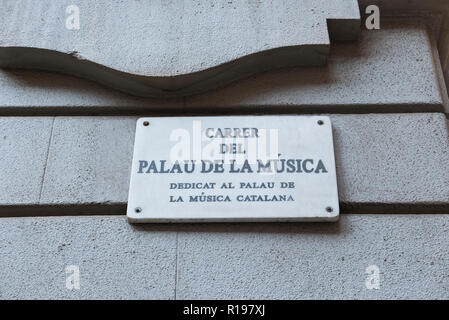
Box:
[127, 116, 339, 223]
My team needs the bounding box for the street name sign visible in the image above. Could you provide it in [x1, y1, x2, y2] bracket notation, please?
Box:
[127, 116, 339, 223]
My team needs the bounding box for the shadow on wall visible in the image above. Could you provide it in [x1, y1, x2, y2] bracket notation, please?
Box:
[129, 219, 343, 236]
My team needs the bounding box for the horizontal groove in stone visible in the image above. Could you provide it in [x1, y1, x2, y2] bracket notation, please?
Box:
[340, 202, 449, 214]
[1, 113, 449, 216]
[2, 203, 449, 217]
[0, 204, 126, 217]
[0, 103, 444, 117]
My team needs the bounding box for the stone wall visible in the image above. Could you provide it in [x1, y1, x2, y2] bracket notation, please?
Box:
[0, 1, 448, 299]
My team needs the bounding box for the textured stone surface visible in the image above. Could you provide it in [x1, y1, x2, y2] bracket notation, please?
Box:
[0, 215, 177, 299]
[358, 0, 449, 96]
[176, 214, 449, 299]
[185, 20, 445, 112]
[0, 117, 53, 207]
[39, 117, 137, 213]
[0, 0, 359, 97]
[358, 0, 449, 70]
[0, 214, 449, 299]
[0, 113, 447, 214]
[332, 113, 449, 212]
[0, 1, 447, 302]
[0, 20, 443, 114]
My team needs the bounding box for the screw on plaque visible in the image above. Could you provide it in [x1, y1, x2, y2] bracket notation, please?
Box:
[326, 206, 333, 213]
[143, 121, 150, 126]
[317, 120, 324, 125]
[135, 207, 142, 213]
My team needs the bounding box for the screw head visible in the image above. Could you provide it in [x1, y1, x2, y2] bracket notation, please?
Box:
[143, 121, 150, 126]
[135, 207, 142, 213]
[326, 206, 333, 213]
[317, 120, 324, 125]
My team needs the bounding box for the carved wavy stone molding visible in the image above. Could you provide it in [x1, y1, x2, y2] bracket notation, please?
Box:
[0, 0, 360, 97]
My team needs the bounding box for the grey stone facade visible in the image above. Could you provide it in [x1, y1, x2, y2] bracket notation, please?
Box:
[0, 0, 448, 299]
